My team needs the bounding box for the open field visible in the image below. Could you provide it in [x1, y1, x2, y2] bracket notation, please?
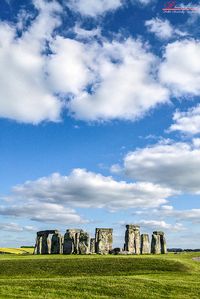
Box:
[0, 247, 34, 255]
[0, 253, 199, 298]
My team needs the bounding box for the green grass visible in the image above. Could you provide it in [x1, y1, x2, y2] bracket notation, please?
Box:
[0, 253, 199, 298]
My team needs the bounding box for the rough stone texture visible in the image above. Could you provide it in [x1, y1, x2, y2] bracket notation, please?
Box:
[35, 230, 60, 255]
[110, 248, 121, 255]
[63, 229, 81, 254]
[124, 225, 140, 254]
[151, 231, 167, 254]
[34, 236, 42, 254]
[78, 231, 90, 254]
[95, 228, 113, 254]
[141, 234, 150, 254]
[160, 234, 167, 254]
[41, 233, 52, 254]
[51, 233, 63, 254]
[90, 238, 96, 254]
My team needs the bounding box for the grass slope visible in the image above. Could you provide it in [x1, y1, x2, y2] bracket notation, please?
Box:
[0, 253, 199, 298]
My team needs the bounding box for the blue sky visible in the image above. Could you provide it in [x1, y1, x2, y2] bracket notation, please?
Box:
[1, 0, 200, 249]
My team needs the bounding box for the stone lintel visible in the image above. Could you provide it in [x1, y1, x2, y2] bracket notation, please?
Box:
[153, 231, 164, 236]
[126, 224, 140, 230]
[37, 230, 59, 236]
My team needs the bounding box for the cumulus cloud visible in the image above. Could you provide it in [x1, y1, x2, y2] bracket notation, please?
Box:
[145, 18, 187, 39]
[0, 0, 170, 124]
[11, 169, 172, 210]
[68, 38, 169, 121]
[138, 219, 185, 231]
[0, 0, 63, 124]
[169, 105, 200, 135]
[123, 140, 200, 193]
[0, 202, 86, 224]
[159, 39, 200, 96]
[66, 0, 123, 17]
[0, 222, 37, 232]
[135, 205, 200, 224]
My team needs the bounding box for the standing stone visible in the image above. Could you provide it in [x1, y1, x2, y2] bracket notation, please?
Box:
[78, 231, 90, 254]
[124, 225, 140, 254]
[90, 238, 96, 254]
[151, 231, 167, 254]
[63, 229, 81, 254]
[160, 233, 167, 254]
[95, 228, 113, 254]
[34, 230, 60, 255]
[41, 233, 52, 254]
[51, 233, 63, 254]
[141, 234, 150, 254]
[34, 236, 42, 254]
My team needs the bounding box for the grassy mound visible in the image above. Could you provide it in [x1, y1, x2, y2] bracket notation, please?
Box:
[0, 256, 188, 278]
[0, 253, 199, 298]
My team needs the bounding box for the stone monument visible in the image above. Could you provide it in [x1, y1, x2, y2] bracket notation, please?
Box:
[124, 225, 140, 254]
[95, 228, 113, 254]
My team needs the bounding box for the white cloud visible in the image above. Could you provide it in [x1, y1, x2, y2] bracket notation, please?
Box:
[0, 222, 37, 232]
[159, 39, 200, 96]
[136, 205, 200, 224]
[0, 0, 63, 124]
[68, 38, 169, 121]
[73, 25, 101, 39]
[0, 202, 86, 224]
[0, 1, 170, 124]
[10, 168, 172, 211]
[138, 219, 185, 231]
[47, 36, 92, 95]
[169, 105, 200, 135]
[145, 17, 187, 39]
[66, 0, 123, 17]
[124, 140, 200, 193]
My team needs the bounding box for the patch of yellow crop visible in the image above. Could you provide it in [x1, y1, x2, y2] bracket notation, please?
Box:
[0, 248, 34, 254]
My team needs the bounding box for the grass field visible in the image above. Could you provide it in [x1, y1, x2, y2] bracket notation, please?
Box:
[0, 252, 199, 298]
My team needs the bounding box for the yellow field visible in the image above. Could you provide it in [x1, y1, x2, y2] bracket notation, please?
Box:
[0, 247, 34, 254]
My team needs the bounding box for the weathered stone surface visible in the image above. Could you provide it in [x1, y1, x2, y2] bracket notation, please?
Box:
[51, 233, 63, 254]
[78, 231, 90, 254]
[34, 236, 42, 254]
[90, 238, 96, 254]
[34, 230, 60, 255]
[141, 234, 150, 254]
[63, 229, 81, 254]
[41, 233, 52, 254]
[110, 248, 121, 255]
[95, 228, 113, 254]
[37, 230, 59, 236]
[124, 225, 140, 254]
[160, 234, 167, 254]
[151, 231, 167, 254]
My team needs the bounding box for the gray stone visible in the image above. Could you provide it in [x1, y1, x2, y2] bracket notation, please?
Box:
[141, 234, 150, 254]
[110, 248, 121, 255]
[63, 229, 81, 254]
[34, 236, 42, 254]
[90, 238, 96, 254]
[78, 231, 90, 254]
[151, 231, 167, 254]
[51, 233, 63, 254]
[41, 233, 52, 254]
[34, 230, 60, 255]
[124, 225, 140, 254]
[95, 228, 113, 254]
[160, 234, 167, 254]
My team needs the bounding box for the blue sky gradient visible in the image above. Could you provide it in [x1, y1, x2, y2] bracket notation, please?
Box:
[1, 0, 200, 248]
